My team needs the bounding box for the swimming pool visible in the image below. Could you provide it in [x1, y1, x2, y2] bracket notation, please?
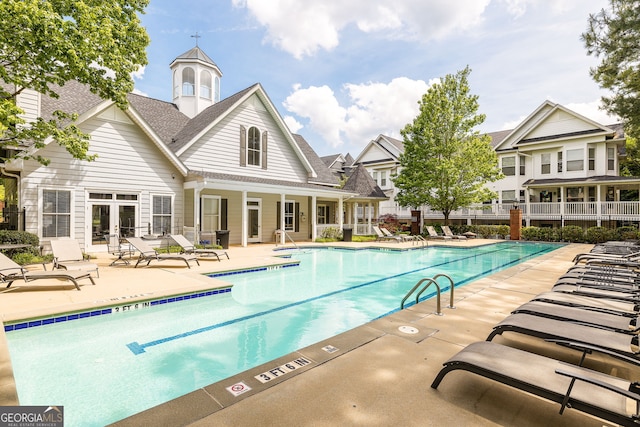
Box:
[5, 242, 560, 426]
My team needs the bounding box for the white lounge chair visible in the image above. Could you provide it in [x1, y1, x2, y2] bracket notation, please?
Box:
[0, 252, 95, 291]
[105, 234, 134, 266]
[441, 225, 467, 240]
[126, 237, 199, 268]
[50, 239, 99, 277]
[372, 226, 401, 242]
[426, 226, 451, 240]
[169, 234, 229, 261]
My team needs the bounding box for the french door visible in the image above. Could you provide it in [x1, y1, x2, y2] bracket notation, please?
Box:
[87, 192, 139, 250]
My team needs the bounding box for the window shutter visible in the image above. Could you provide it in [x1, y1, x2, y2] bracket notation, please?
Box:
[221, 199, 228, 230]
[276, 201, 281, 229]
[262, 130, 268, 169]
[295, 202, 300, 232]
[240, 125, 247, 166]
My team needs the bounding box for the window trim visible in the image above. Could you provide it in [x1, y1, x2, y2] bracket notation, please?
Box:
[181, 67, 195, 97]
[502, 156, 516, 176]
[39, 187, 75, 239]
[607, 147, 615, 171]
[567, 148, 584, 172]
[284, 200, 295, 232]
[541, 153, 551, 175]
[151, 193, 174, 235]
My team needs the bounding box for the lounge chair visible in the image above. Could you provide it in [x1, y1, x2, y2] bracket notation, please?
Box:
[126, 237, 200, 269]
[0, 252, 95, 291]
[380, 227, 416, 242]
[511, 300, 639, 334]
[169, 234, 229, 261]
[105, 234, 134, 266]
[425, 226, 451, 240]
[441, 225, 467, 240]
[532, 291, 639, 317]
[573, 250, 640, 265]
[372, 226, 401, 242]
[486, 313, 639, 360]
[431, 341, 640, 427]
[50, 239, 99, 277]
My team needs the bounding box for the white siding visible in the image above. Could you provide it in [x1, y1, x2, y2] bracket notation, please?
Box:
[358, 144, 395, 163]
[526, 109, 595, 140]
[16, 89, 40, 123]
[21, 105, 183, 246]
[181, 95, 309, 183]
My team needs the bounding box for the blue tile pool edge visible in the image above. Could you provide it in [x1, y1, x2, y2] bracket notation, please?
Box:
[3, 287, 236, 333]
[4, 260, 304, 333]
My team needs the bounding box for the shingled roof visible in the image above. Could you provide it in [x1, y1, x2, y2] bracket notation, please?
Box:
[342, 163, 387, 199]
[292, 134, 339, 186]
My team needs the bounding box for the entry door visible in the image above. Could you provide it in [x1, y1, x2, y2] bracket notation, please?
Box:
[247, 199, 262, 243]
[88, 202, 137, 249]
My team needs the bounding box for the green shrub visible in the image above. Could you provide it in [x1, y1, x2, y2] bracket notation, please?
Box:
[617, 226, 639, 240]
[559, 226, 584, 242]
[320, 226, 342, 240]
[584, 226, 617, 244]
[496, 225, 510, 238]
[12, 252, 53, 266]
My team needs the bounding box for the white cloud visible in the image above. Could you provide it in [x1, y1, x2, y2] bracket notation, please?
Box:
[565, 100, 620, 126]
[283, 78, 433, 151]
[233, 0, 491, 58]
[284, 115, 303, 134]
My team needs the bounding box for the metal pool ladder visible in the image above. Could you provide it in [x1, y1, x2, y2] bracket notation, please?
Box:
[400, 273, 455, 314]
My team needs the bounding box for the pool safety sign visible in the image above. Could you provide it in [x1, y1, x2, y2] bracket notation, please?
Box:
[226, 382, 252, 397]
[254, 356, 314, 384]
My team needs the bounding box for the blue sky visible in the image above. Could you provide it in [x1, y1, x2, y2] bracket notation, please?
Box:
[134, 0, 615, 157]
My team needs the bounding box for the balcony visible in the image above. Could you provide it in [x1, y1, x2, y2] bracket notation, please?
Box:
[379, 201, 640, 222]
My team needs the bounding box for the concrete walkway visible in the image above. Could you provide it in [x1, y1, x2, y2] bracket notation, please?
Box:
[1, 240, 633, 426]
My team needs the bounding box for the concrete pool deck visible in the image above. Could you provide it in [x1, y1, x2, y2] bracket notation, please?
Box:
[1, 239, 633, 426]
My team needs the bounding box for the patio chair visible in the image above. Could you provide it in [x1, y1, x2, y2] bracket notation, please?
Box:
[126, 237, 199, 269]
[531, 291, 639, 317]
[425, 226, 451, 240]
[169, 234, 229, 261]
[431, 341, 640, 427]
[50, 239, 99, 277]
[511, 300, 639, 334]
[486, 313, 639, 361]
[380, 227, 416, 242]
[0, 252, 94, 291]
[105, 234, 134, 266]
[372, 226, 401, 242]
[441, 225, 467, 240]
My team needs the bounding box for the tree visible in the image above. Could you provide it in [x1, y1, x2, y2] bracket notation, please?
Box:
[0, 0, 150, 165]
[582, 0, 640, 140]
[392, 66, 502, 224]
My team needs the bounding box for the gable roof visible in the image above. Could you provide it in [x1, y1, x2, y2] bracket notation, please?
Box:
[342, 163, 387, 199]
[494, 101, 621, 151]
[353, 134, 403, 165]
[170, 83, 316, 177]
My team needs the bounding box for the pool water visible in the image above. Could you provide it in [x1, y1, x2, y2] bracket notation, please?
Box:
[5, 242, 560, 426]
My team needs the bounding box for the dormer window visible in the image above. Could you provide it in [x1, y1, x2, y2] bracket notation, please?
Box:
[182, 67, 195, 96]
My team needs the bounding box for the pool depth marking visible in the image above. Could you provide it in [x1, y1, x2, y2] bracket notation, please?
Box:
[126, 243, 556, 355]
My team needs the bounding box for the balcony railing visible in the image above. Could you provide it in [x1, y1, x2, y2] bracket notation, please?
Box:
[379, 201, 640, 221]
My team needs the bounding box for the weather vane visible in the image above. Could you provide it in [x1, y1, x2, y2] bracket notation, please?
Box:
[191, 31, 201, 46]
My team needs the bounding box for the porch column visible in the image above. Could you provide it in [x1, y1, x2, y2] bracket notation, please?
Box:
[280, 193, 286, 245]
[367, 202, 372, 234]
[241, 191, 248, 247]
[524, 188, 530, 228]
[311, 195, 317, 241]
[353, 202, 358, 233]
[338, 197, 344, 229]
[194, 185, 202, 243]
[559, 186, 565, 227]
[596, 186, 602, 227]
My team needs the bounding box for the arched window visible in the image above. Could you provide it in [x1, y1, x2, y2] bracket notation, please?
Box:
[247, 126, 261, 166]
[173, 70, 179, 99]
[200, 70, 211, 99]
[214, 76, 220, 102]
[182, 67, 195, 96]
